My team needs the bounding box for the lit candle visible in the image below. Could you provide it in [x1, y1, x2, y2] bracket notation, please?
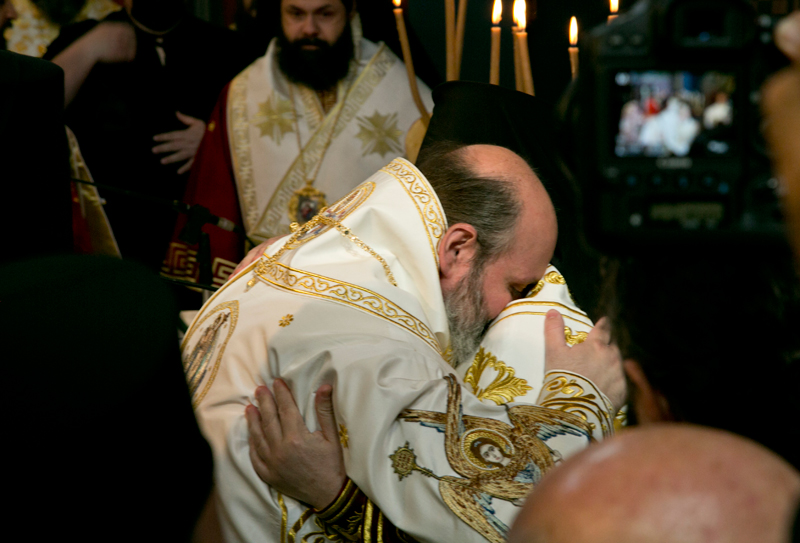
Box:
[512, 25, 523, 91]
[445, 0, 457, 81]
[393, 0, 430, 125]
[569, 16, 579, 81]
[515, 0, 535, 95]
[455, 0, 469, 79]
[490, 0, 502, 85]
[608, 0, 619, 23]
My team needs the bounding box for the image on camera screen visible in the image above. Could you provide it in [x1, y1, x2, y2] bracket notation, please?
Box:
[613, 71, 736, 158]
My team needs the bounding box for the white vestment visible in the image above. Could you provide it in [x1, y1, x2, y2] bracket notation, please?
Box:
[182, 159, 614, 543]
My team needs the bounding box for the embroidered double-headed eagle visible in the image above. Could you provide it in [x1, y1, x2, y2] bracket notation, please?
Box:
[390, 375, 592, 543]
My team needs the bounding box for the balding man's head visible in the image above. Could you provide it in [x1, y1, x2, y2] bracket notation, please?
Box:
[418, 141, 557, 366]
[509, 425, 800, 543]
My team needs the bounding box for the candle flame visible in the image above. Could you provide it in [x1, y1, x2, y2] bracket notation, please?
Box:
[610, 0, 619, 13]
[393, 0, 401, 7]
[569, 16, 578, 45]
[513, 0, 526, 31]
[492, 0, 503, 25]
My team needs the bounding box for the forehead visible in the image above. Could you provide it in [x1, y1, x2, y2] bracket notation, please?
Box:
[282, 0, 343, 10]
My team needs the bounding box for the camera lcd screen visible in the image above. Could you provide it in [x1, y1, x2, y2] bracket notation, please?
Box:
[612, 71, 736, 159]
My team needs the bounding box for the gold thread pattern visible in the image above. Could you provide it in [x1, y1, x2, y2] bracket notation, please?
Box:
[355, 110, 404, 157]
[339, 424, 350, 448]
[279, 493, 289, 543]
[228, 68, 260, 232]
[279, 314, 294, 327]
[463, 348, 532, 405]
[253, 261, 441, 356]
[543, 271, 566, 285]
[539, 371, 614, 438]
[525, 279, 545, 298]
[380, 159, 447, 266]
[507, 300, 589, 321]
[182, 301, 239, 407]
[564, 326, 588, 346]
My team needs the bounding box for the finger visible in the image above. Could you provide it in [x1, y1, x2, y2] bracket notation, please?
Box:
[232, 246, 261, 277]
[152, 141, 185, 154]
[273, 379, 307, 435]
[255, 385, 283, 441]
[248, 433, 272, 483]
[153, 131, 185, 142]
[590, 316, 612, 345]
[176, 111, 202, 126]
[160, 149, 194, 164]
[177, 157, 194, 175]
[314, 384, 339, 443]
[775, 12, 800, 61]
[543, 309, 567, 356]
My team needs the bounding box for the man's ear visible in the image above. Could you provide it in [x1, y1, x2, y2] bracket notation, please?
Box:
[624, 359, 673, 424]
[438, 223, 479, 286]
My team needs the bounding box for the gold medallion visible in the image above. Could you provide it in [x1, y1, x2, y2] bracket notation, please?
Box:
[287, 180, 327, 225]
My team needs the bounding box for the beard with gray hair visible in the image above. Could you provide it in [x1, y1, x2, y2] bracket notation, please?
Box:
[443, 262, 493, 368]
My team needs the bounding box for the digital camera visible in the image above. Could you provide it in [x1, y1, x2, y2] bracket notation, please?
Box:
[564, 0, 789, 251]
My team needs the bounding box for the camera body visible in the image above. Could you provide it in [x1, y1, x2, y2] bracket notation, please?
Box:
[571, 0, 787, 251]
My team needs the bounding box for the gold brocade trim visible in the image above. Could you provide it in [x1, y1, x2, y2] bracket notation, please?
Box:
[364, 502, 374, 543]
[463, 348, 532, 405]
[288, 508, 315, 543]
[279, 493, 289, 543]
[377, 511, 384, 543]
[507, 300, 589, 321]
[316, 479, 358, 522]
[228, 68, 259, 232]
[380, 159, 447, 267]
[255, 44, 396, 240]
[181, 301, 239, 407]
[253, 261, 441, 356]
[488, 311, 593, 332]
[298, 85, 324, 131]
[539, 372, 614, 438]
[526, 279, 545, 298]
[339, 424, 350, 448]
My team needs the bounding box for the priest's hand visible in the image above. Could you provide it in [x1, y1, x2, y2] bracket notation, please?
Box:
[543, 309, 626, 412]
[231, 236, 287, 278]
[763, 12, 800, 269]
[245, 379, 346, 510]
[152, 112, 206, 174]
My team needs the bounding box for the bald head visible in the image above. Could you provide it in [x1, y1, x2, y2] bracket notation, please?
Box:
[509, 425, 800, 543]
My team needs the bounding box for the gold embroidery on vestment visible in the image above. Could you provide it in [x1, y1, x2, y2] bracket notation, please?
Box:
[252, 92, 298, 144]
[464, 348, 532, 405]
[380, 158, 447, 267]
[508, 300, 589, 321]
[279, 314, 294, 327]
[564, 326, 588, 346]
[278, 493, 289, 543]
[355, 111, 404, 157]
[181, 301, 239, 406]
[540, 372, 614, 438]
[229, 68, 259, 232]
[488, 311, 593, 332]
[339, 424, 350, 448]
[253, 261, 440, 356]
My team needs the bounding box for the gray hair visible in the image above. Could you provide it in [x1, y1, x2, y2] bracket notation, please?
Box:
[417, 141, 522, 267]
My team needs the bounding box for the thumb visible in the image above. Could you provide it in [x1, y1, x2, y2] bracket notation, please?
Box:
[544, 309, 566, 357]
[175, 111, 197, 126]
[315, 384, 339, 443]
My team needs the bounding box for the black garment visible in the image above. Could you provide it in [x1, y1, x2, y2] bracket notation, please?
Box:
[2, 254, 213, 539]
[45, 11, 255, 270]
[0, 50, 72, 263]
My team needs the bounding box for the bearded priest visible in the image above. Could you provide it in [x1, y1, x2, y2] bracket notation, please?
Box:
[163, 0, 434, 288]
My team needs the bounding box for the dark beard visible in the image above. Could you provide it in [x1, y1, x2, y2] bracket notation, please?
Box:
[276, 23, 354, 91]
[443, 263, 492, 368]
